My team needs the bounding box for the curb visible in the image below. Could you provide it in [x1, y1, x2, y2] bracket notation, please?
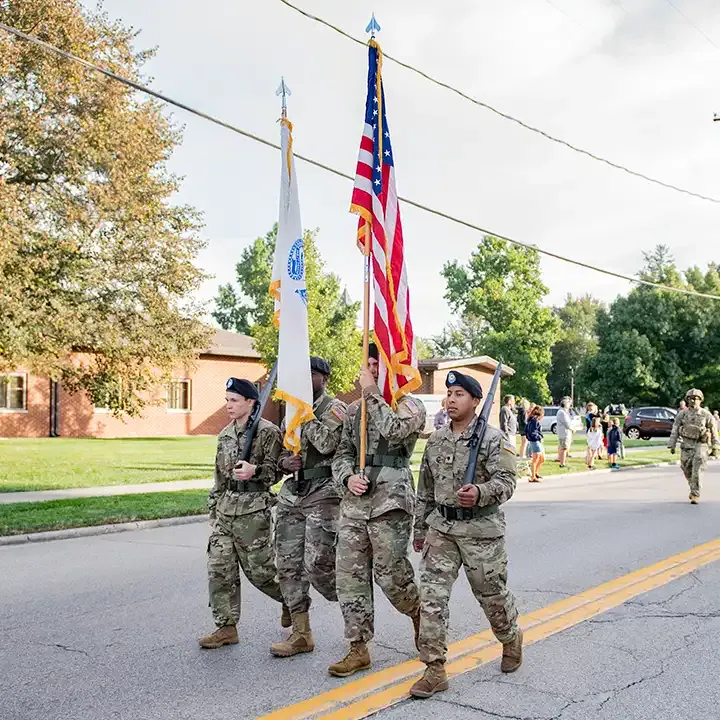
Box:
[0, 513, 209, 547]
[518, 460, 681, 481]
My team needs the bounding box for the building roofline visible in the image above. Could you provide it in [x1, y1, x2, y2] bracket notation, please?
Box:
[419, 356, 515, 376]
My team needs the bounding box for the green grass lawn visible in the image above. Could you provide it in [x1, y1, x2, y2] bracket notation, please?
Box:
[0, 437, 216, 492]
[0, 490, 209, 536]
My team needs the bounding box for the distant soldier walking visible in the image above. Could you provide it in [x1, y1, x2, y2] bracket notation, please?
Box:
[668, 388, 720, 504]
[328, 343, 426, 678]
[199, 377, 286, 649]
[271, 357, 346, 658]
[411, 371, 523, 698]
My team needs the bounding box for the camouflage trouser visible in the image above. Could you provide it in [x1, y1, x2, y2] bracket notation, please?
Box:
[207, 509, 283, 628]
[336, 510, 420, 643]
[418, 528, 519, 664]
[275, 499, 340, 615]
[680, 444, 708, 497]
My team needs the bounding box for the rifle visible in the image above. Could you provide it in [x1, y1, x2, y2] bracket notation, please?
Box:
[240, 361, 278, 462]
[462, 361, 503, 486]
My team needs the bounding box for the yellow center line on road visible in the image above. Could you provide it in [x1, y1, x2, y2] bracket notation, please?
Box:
[260, 537, 720, 720]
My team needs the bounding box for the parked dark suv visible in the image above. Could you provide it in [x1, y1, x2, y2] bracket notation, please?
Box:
[623, 407, 677, 440]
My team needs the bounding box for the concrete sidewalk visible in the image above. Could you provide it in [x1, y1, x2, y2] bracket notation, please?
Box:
[0, 478, 213, 505]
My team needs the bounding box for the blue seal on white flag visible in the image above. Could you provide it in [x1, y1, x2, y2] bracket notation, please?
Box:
[287, 239, 305, 280]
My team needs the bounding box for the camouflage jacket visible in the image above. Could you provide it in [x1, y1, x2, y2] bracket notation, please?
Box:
[414, 418, 517, 542]
[277, 392, 347, 507]
[669, 407, 720, 451]
[208, 417, 282, 520]
[332, 388, 426, 520]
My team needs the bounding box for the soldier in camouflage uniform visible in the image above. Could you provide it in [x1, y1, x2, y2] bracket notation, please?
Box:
[668, 388, 720, 504]
[328, 343, 426, 678]
[199, 377, 286, 649]
[410, 371, 522, 698]
[271, 357, 346, 658]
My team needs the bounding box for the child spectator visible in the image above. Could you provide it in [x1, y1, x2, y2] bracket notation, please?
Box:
[586, 417, 604, 470]
[525, 405, 545, 482]
[599, 413, 610, 459]
[607, 418, 622, 469]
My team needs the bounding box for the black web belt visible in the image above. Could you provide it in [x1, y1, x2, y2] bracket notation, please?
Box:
[437, 503, 498, 521]
[228, 480, 265, 493]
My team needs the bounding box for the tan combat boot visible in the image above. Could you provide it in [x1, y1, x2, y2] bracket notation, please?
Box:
[198, 625, 238, 649]
[281, 604, 292, 628]
[328, 642, 371, 677]
[270, 612, 315, 657]
[501, 628, 523, 673]
[409, 661, 449, 698]
[690, 495, 700, 505]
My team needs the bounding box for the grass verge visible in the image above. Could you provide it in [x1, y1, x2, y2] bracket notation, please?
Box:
[0, 437, 216, 492]
[0, 490, 208, 536]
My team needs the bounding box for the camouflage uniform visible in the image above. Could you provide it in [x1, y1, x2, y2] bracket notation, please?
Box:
[668, 406, 720, 498]
[414, 419, 519, 665]
[276, 392, 346, 614]
[332, 390, 426, 643]
[207, 417, 284, 628]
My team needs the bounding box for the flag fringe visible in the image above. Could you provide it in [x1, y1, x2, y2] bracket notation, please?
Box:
[274, 389, 314, 454]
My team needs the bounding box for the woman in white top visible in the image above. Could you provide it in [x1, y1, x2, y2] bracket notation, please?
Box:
[585, 417, 604, 470]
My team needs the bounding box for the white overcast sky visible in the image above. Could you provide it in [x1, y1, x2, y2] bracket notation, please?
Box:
[83, 0, 720, 338]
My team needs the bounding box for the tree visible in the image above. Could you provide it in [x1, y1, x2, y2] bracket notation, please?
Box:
[0, 0, 211, 415]
[213, 225, 362, 395]
[583, 247, 720, 408]
[548, 295, 604, 403]
[440, 236, 561, 402]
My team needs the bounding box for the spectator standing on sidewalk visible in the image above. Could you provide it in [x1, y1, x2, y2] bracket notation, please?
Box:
[585, 417, 604, 470]
[525, 405, 545, 482]
[499, 395, 518, 447]
[434, 399, 449, 430]
[556, 398, 573, 468]
[517, 400, 529, 456]
[607, 419, 621, 469]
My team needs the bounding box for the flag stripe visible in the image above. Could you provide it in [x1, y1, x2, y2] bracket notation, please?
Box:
[350, 41, 421, 407]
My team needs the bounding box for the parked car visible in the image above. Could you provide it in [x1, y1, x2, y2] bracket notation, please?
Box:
[541, 407, 584, 434]
[604, 404, 627, 416]
[623, 407, 677, 440]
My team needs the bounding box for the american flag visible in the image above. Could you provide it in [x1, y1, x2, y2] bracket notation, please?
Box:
[350, 40, 421, 408]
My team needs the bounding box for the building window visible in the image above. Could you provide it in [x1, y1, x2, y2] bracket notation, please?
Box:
[168, 380, 191, 412]
[0, 373, 27, 411]
[93, 378, 124, 414]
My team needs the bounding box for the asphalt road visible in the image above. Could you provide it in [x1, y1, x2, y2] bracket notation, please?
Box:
[2, 462, 719, 720]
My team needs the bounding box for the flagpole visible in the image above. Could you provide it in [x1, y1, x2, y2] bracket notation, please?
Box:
[359, 225, 371, 477]
[359, 14, 380, 480]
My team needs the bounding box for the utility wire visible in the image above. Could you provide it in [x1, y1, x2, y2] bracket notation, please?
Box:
[664, 0, 720, 51]
[277, 0, 720, 206]
[1, 21, 719, 302]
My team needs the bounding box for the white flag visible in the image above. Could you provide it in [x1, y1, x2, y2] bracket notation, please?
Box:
[269, 118, 313, 453]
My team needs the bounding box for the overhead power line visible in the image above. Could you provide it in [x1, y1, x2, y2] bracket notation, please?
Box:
[277, 0, 720, 206]
[1, 21, 719, 302]
[664, 0, 720, 51]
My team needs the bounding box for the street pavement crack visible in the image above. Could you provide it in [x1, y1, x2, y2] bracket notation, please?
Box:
[40, 642, 90, 657]
[428, 695, 576, 720]
[373, 640, 415, 659]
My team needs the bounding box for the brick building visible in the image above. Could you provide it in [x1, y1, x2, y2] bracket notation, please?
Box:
[0, 330, 269, 439]
[1, 335, 511, 439]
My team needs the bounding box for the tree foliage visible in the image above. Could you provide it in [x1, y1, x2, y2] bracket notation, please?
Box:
[212, 225, 362, 395]
[548, 294, 604, 402]
[0, 0, 211, 415]
[583, 246, 720, 408]
[439, 236, 561, 402]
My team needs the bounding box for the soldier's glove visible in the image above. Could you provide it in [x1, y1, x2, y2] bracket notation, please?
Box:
[669, 447, 676, 455]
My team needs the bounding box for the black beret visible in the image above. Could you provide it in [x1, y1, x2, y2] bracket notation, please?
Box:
[368, 342, 379, 361]
[445, 371, 483, 399]
[225, 377, 259, 400]
[310, 356, 331, 376]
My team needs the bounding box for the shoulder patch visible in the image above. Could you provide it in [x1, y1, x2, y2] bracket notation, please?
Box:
[403, 397, 421, 412]
[331, 405, 346, 422]
[502, 439, 516, 455]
